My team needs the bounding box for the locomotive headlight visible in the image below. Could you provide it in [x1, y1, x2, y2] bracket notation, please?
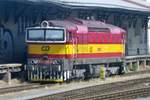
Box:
[32, 59, 39, 64]
[52, 60, 61, 64]
[28, 59, 39, 64]
[53, 60, 58, 64]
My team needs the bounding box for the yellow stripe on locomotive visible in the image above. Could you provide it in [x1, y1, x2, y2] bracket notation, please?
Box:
[28, 44, 124, 55]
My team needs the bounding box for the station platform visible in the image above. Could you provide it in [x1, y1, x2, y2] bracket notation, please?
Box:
[0, 63, 22, 84]
[0, 70, 150, 100]
[0, 79, 24, 89]
[136, 97, 150, 100]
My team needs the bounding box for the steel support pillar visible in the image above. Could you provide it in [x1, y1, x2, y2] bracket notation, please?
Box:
[3, 70, 11, 84]
[143, 60, 147, 68]
[137, 61, 140, 71]
[129, 62, 133, 71]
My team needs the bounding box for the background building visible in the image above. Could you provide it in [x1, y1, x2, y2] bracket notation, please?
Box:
[0, 0, 150, 63]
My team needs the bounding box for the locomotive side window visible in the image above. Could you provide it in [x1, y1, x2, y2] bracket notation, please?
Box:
[88, 27, 110, 32]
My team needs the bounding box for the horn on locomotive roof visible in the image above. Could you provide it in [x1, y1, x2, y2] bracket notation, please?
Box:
[41, 20, 49, 27]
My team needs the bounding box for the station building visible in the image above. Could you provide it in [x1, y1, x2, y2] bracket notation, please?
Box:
[0, 0, 150, 63]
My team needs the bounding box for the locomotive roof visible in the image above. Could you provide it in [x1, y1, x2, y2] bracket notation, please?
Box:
[47, 18, 125, 33]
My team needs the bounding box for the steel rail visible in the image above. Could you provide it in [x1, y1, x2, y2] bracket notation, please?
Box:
[0, 83, 52, 95]
[80, 87, 150, 100]
[32, 77, 150, 100]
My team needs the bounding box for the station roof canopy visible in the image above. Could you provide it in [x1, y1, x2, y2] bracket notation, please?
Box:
[17, 0, 150, 14]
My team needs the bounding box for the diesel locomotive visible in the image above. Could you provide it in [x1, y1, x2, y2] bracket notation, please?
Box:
[25, 18, 125, 82]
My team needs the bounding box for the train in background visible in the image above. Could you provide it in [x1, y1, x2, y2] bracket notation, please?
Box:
[25, 18, 126, 82]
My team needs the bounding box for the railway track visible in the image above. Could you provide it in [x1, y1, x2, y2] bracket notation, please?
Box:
[123, 69, 150, 76]
[0, 70, 149, 98]
[80, 87, 150, 100]
[32, 77, 150, 100]
[0, 83, 52, 95]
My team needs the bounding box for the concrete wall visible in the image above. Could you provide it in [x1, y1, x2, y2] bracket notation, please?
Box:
[107, 14, 147, 56]
[126, 18, 147, 55]
[0, 2, 42, 63]
[0, 10, 28, 63]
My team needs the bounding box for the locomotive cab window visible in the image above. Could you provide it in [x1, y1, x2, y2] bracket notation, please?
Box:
[26, 27, 66, 43]
[27, 29, 44, 41]
[46, 29, 64, 41]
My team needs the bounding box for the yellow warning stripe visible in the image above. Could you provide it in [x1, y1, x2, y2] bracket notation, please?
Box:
[28, 44, 124, 54]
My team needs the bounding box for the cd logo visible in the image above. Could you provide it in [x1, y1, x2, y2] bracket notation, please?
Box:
[41, 46, 50, 51]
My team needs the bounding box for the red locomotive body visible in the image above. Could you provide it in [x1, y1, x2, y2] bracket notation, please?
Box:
[26, 18, 125, 82]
